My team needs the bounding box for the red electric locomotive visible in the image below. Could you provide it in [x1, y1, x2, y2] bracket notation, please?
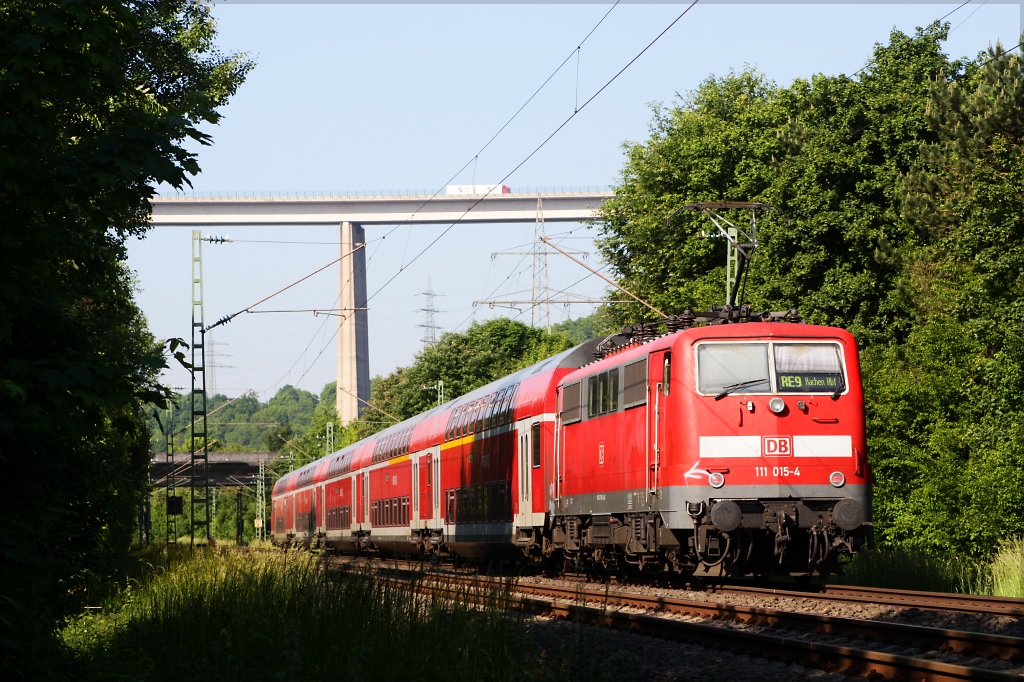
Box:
[272, 308, 872, 576]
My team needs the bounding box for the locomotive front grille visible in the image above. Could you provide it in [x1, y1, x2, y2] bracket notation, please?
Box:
[802, 498, 842, 512]
[734, 499, 765, 514]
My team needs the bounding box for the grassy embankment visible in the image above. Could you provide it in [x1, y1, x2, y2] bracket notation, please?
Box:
[58, 540, 1021, 679]
[59, 548, 617, 681]
[835, 539, 1024, 597]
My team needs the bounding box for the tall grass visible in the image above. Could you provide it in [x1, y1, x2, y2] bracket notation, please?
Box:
[989, 538, 1024, 598]
[833, 546, 984, 592]
[835, 540, 1024, 597]
[61, 549, 529, 681]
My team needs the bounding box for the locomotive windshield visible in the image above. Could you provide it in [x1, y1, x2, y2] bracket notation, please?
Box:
[773, 343, 845, 393]
[697, 343, 770, 395]
[697, 342, 846, 396]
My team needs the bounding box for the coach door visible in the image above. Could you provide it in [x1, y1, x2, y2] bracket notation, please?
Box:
[429, 446, 441, 527]
[315, 483, 323, 532]
[648, 349, 671, 496]
[309, 489, 317, 536]
[351, 477, 358, 529]
[412, 456, 420, 527]
[515, 421, 532, 528]
[361, 473, 370, 528]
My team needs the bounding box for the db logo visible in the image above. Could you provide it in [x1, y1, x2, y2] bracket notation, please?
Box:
[762, 436, 793, 457]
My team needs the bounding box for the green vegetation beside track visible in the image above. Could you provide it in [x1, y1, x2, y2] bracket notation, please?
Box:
[59, 548, 630, 682]
[836, 540, 1024, 597]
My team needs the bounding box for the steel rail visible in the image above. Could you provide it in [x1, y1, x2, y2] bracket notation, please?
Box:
[327, 556, 1023, 679]
[328, 554, 1022, 618]
[703, 582, 1024, 617]
[509, 581, 1024, 662]
[415, 579, 1023, 682]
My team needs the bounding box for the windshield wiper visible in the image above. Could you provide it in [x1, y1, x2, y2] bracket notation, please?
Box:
[714, 378, 769, 400]
[831, 378, 847, 400]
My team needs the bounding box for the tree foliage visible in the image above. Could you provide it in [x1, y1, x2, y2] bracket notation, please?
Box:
[148, 385, 319, 454]
[599, 24, 961, 346]
[866, 43, 1024, 554]
[0, 0, 250, 671]
[551, 312, 611, 344]
[597, 24, 1024, 556]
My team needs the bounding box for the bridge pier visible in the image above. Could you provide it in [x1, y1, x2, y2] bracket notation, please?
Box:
[337, 221, 370, 425]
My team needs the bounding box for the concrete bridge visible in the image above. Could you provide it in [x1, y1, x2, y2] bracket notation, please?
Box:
[150, 190, 614, 424]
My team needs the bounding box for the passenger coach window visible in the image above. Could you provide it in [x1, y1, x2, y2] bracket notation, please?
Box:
[531, 422, 541, 468]
[697, 343, 770, 395]
[484, 392, 499, 429]
[500, 385, 517, 424]
[445, 410, 457, 441]
[475, 397, 487, 433]
[774, 344, 845, 393]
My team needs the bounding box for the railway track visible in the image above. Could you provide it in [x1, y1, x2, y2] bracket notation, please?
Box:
[701, 582, 1024, 617]
[508, 581, 1024, 661]
[328, 555, 1023, 681]
[331, 554, 1022, 618]
[458, 578, 1024, 681]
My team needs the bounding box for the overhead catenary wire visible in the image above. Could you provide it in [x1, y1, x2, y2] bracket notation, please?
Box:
[244, 308, 366, 315]
[171, 388, 255, 440]
[939, 0, 974, 23]
[511, 262, 615, 326]
[951, 1, 990, 33]
[201, 3, 667, 400]
[850, 1, 994, 79]
[977, 39, 1022, 67]
[367, 1, 701, 306]
[458, 225, 595, 332]
[205, 244, 365, 333]
[541, 237, 665, 317]
[358, 2, 623, 266]
[260, 290, 341, 395]
[336, 383, 401, 423]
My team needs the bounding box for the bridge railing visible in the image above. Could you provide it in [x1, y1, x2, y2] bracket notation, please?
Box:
[154, 186, 615, 200]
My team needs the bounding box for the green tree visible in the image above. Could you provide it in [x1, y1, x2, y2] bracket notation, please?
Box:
[598, 24, 961, 346]
[551, 312, 611, 344]
[287, 384, 340, 469]
[865, 40, 1024, 555]
[211, 487, 262, 545]
[0, 0, 250, 670]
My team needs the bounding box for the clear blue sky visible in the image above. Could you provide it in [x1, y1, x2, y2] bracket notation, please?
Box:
[128, 2, 1021, 401]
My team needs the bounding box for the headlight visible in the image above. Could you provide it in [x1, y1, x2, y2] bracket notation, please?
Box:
[769, 397, 786, 414]
[830, 471, 846, 488]
[708, 472, 725, 488]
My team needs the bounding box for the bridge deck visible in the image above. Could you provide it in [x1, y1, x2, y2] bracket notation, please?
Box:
[150, 191, 613, 226]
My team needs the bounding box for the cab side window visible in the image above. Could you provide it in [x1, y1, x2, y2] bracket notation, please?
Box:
[587, 368, 620, 418]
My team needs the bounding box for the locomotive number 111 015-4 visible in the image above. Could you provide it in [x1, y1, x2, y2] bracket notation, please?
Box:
[754, 466, 801, 477]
